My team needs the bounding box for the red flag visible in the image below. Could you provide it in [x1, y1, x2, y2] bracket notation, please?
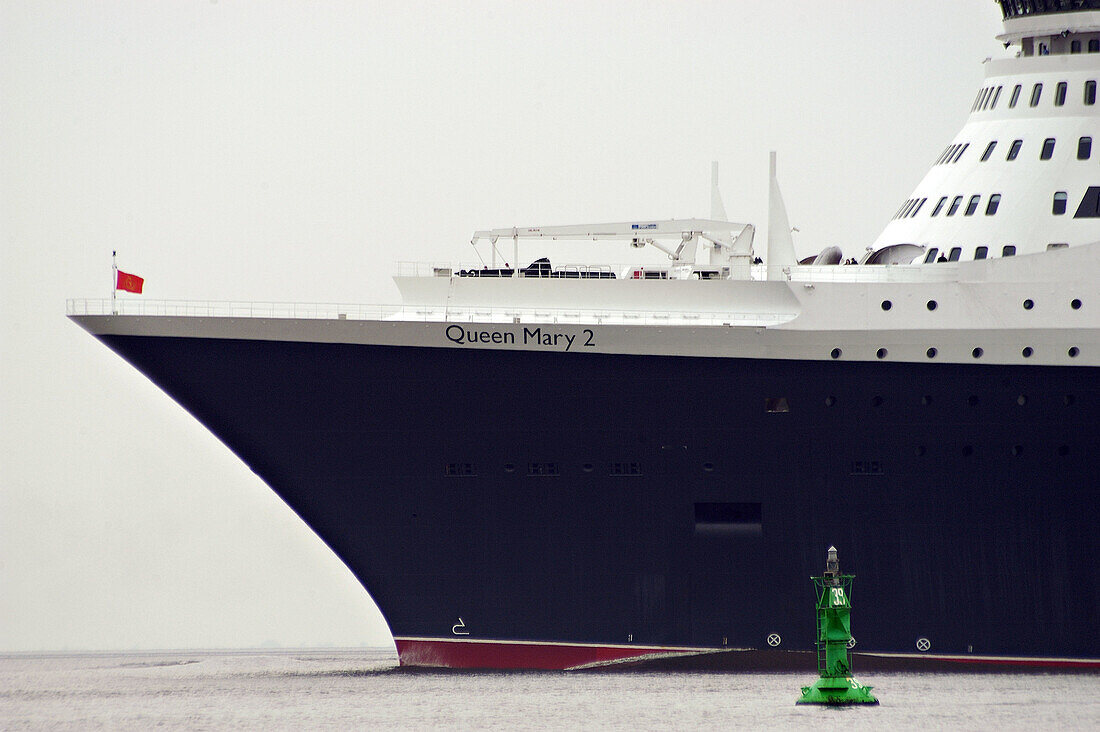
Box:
[116, 270, 144, 294]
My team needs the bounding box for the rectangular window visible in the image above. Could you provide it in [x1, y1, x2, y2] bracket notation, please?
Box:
[610, 462, 641, 477]
[975, 246, 989, 260]
[1010, 84, 1022, 107]
[986, 194, 1001, 215]
[1003, 245, 1017, 257]
[1053, 191, 1068, 215]
[991, 86, 1002, 109]
[1041, 138, 1056, 160]
[444, 463, 476, 477]
[923, 247, 940, 264]
[910, 198, 926, 217]
[1007, 140, 1023, 160]
[1030, 83, 1043, 107]
[850, 461, 884, 476]
[980, 141, 997, 161]
[1079, 137, 1092, 160]
[948, 247, 962, 262]
[947, 196, 964, 216]
[765, 397, 790, 413]
[693, 502, 763, 537]
[1072, 40, 1082, 53]
[931, 197, 948, 216]
[965, 195, 981, 216]
[528, 462, 560, 476]
[951, 143, 969, 163]
[1056, 81, 1068, 106]
[1086, 80, 1097, 105]
[1091, 39, 1099, 52]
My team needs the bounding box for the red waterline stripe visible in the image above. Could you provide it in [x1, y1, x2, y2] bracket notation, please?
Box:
[860, 652, 1100, 669]
[394, 637, 716, 670]
[933, 656, 1098, 668]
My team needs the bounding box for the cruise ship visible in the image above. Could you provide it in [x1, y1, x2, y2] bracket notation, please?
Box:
[70, 1, 1099, 670]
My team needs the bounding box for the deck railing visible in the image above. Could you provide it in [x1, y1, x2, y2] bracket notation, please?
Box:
[394, 261, 961, 283]
[66, 298, 794, 326]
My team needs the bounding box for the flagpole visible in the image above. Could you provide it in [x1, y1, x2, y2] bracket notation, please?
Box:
[112, 250, 117, 315]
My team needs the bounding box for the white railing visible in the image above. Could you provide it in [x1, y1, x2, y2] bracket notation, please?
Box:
[395, 261, 667, 278]
[783, 263, 960, 283]
[67, 299, 405, 320]
[66, 298, 795, 327]
[394, 260, 960, 283]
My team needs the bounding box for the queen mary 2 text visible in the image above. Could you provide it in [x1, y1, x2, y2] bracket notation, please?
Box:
[444, 325, 596, 351]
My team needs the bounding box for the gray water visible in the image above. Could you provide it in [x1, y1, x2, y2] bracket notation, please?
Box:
[2, 649, 1097, 730]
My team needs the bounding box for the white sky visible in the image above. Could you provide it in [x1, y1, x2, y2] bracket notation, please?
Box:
[0, 1, 1006, 651]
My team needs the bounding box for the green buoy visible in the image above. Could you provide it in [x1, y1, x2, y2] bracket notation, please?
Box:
[796, 546, 879, 706]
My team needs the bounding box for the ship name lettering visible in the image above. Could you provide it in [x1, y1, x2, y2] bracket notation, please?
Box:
[444, 324, 595, 351]
[445, 325, 515, 346]
[523, 327, 577, 351]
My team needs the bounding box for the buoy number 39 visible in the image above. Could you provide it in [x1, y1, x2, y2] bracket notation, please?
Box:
[831, 588, 847, 606]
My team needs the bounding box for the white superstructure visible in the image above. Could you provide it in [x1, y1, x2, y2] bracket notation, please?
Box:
[68, 1, 1100, 369]
[373, 3, 1100, 369]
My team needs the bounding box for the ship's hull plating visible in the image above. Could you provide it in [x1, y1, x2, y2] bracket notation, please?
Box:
[95, 333, 1099, 666]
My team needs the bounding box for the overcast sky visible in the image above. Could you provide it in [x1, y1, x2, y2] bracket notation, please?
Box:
[1, 1, 1007, 651]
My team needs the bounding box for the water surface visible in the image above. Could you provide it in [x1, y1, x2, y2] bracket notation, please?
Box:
[2, 649, 1096, 730]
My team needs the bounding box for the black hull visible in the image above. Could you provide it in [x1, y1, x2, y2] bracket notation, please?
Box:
[98, 335, 1100, 662]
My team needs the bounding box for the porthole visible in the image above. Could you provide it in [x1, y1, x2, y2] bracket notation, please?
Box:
[1022, 346, 1033, 358]
[881, 300, 893, 311]
[871, 396, 883, 407]
[1068, 346, 1080, 358]
[1023, 299, 1034, 310]
[926, 347, 938, 359]
[824, 396, 837, 407]
[1017, 395, 1028, 406]
[972, 347, 984, 359]
[582, 462, 594, 473]
[968, 395, 980, 407]
[702, 462, 715, 472]
[1064, 395, 1075, 406]
[1011, 445, 1024, 457]
[915, 445, 927, 457]
[921, 395, 932, 406]
[927, 300, 938, 311]
[831, 348, 842, 360]
[1071, 298, 1082, 310]
[504, 463, 516, 473]
[1058, 445, 1070, 456]
[876, 348, 888, 359]
[962, 445, 974, 456]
